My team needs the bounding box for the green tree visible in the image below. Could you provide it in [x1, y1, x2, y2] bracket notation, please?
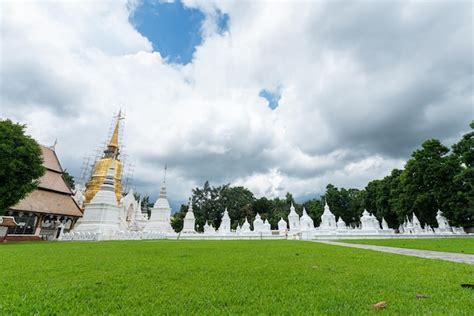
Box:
[364, 179, 381, 214]
[446, 121, 474, 227]
[398, 139, 457, 227]
[0, 119, 45, 214]
[374, 169, 402, 228]
[62, 170, 75, 190]
[302, 198, 323, 226]
[320, 185, 365, 227]
[173, 182, 255, 232]
[140, 195, 153, 218]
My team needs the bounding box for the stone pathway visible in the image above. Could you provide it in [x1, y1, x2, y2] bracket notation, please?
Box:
[312, 240, 474, 265]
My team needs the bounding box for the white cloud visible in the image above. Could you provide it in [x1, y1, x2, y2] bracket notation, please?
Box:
[1, 0, 472, 206]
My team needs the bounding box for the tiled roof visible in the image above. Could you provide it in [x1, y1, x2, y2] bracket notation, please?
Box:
[38, 169, 71, 194]
[0, 216, 18, 227]
[9, 145, 82, 218]
[11, 190, 83, 217]
[40, 146, 62, 172]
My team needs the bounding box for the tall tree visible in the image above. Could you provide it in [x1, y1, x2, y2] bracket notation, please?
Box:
[0, 119, 45, 214]
[446, 121, 474, 227]
[374, 169, 402, 228]
[399, 139, 454, 227]
[323, 184, 360, 226]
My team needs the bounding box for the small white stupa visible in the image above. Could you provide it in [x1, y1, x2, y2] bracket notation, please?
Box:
[253, 213, 264, 232]
[278, 217, 288, 234]
[404, 215, 414, 233]
[288, 203, 300, 231]
[219, 208, 231, 234]
[262, 219, 271, 232]
[121, 188, 146, 231]
[412, 213, 424, 233]
[241, 218, 251, 232]
[360, 210, 380, 231]
[73, 163, 121, 237]
[72, 184, 85, 208]
[381, 218, 389, 230]
[436, 210, 452, 233]
[145, 167, 173, 233]
[300, 208, 314, 231]
[319, 202, 336, 230]
[204, 221, 215, 234]
[336, 217, 347, 231]
[370, 213, 381, 230]
[181, 199, 196, 233]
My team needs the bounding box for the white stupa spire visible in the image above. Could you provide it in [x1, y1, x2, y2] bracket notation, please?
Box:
[145, 165, 173, 233]
[323, 202, 333, 215]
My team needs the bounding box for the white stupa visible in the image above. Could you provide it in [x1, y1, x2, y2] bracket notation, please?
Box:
[300, 208, 314, 231]
[319, 202, 336, 230]
[241, 218, 251, 232]
[72, 184, 85, 208]
[73, 163, 121, 237]
[278, 217, 288, 233]
[360, 210, 379, 231]
[253, 213, 264, 232]
[219, 208, 231, 234]
[381, 218, 389, 230]
[145, 174, 172, 232]
[204, 221, 215, 234]
[182, 199, 196, 233]
[436, 210, 451, 230]
[412, 213, 424, 233]
[288, 203, 300, 231]
[121, 188, 146, 231]
[337, 217, 347, 230]
[262, 219, 271, 232]
[370, 213, 381, 230]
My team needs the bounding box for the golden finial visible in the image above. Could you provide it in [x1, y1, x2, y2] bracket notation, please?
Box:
[108, 109, 124, 149]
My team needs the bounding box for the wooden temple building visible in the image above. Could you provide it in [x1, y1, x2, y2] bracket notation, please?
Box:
[6, 145, 83, 240]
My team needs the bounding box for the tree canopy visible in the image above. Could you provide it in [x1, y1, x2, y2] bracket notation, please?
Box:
[0, 119, 45, 214]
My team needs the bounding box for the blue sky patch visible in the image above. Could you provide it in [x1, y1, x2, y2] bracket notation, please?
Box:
[129, 0, 205, 64]
[216, 10, 230, 35]
[259, 88, 282, 110]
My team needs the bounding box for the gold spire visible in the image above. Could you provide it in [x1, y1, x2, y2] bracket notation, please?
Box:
[83, 110, 124, 205]
[108, 110, 123, 149]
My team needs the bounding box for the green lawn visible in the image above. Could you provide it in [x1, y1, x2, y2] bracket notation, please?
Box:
[0, 240, 472, 315]
[340, 237, 474, 254]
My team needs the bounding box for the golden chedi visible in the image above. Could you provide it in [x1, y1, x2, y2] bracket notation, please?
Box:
[84, 113, 123, 204]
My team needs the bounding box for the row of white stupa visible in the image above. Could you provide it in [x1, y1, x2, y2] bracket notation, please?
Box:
[61, 164, 465, 241]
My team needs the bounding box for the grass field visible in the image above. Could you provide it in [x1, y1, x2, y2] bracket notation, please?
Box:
[340, 237, 474, 254]
[0, 240, 473, 315]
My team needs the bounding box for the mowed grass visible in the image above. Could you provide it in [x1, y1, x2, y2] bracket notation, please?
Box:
[340, 237, 474, 254]
[0, 241, 473, 315]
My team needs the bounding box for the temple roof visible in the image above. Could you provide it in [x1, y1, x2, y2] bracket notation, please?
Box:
[39, 169, 72, 194]
[10, 145, 82, 217]
[11, 190, 83, 217]
[41, 145, 63, 172]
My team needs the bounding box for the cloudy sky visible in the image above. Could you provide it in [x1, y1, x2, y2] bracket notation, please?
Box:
[1, 0, 472, 209]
